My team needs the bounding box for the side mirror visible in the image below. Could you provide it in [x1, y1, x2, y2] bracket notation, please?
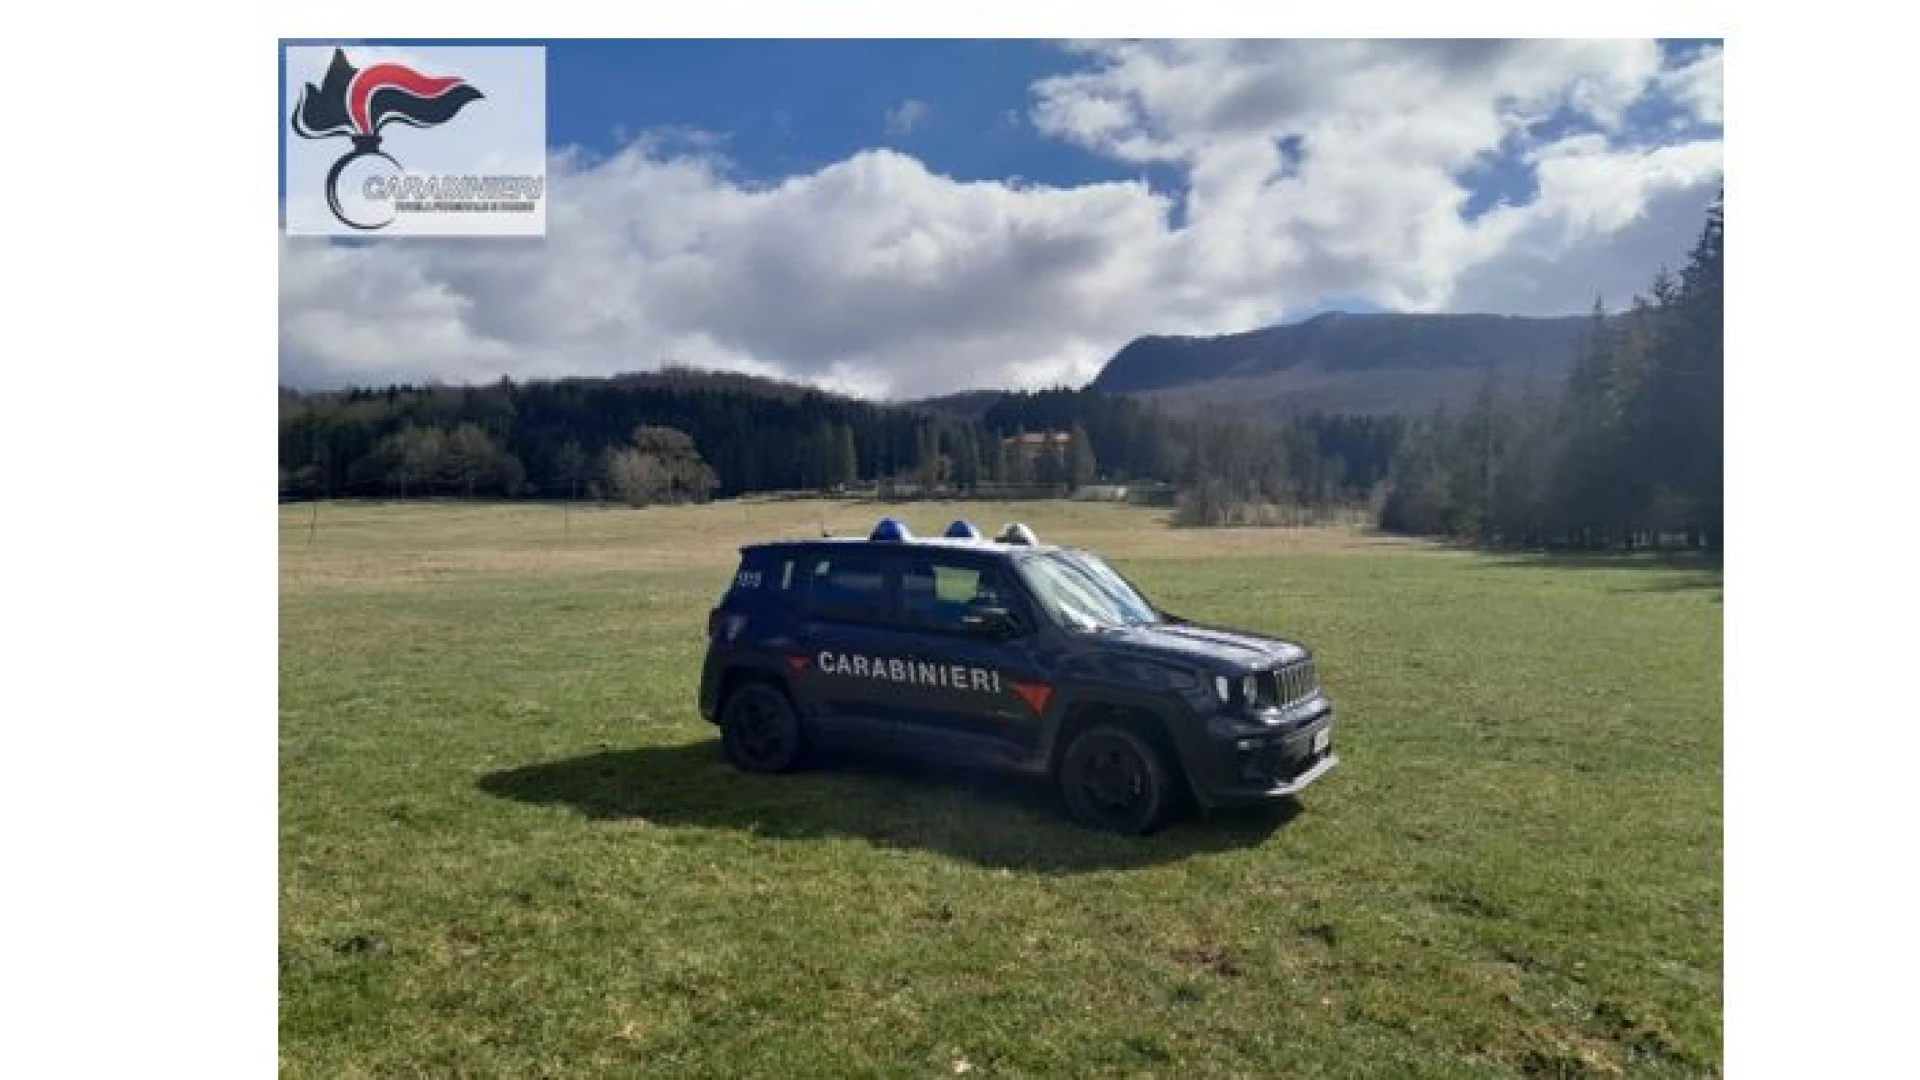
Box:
[962, 606, 1022, 639]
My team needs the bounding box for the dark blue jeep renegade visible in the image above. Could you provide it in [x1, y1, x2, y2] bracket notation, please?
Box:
[698, 518, 1337, 834]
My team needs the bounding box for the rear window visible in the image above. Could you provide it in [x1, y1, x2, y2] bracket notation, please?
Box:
[728, 554, 770, 594]
[727, 551, 804, 607]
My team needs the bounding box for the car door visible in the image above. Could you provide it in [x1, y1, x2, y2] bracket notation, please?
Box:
[889, 552, 1052, 759]
[792, 548, 902, 735]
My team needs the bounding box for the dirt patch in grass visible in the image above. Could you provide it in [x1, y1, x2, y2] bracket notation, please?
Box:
[1169, 943, 1242, 978]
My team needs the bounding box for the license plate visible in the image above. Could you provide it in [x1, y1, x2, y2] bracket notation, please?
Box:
[1311, 728, 1331, 755]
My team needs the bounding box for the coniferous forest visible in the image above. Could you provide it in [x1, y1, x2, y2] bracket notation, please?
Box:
[280, 198, 1721, 551]
[1380, 196, 1723, 549]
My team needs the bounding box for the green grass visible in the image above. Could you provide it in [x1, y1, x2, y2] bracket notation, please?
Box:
[281, 499, 1721, 1078]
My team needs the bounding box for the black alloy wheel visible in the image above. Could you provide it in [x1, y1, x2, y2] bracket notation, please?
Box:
[720, 682, 805, 773]
[1059, 725, 1174, 835]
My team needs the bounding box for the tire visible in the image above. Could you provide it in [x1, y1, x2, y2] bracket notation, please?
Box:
[1058, 724, 1176, 835]
[720, 681, 805, 773]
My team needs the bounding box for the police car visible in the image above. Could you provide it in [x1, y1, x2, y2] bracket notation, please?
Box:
[698, 518, 1337, 834]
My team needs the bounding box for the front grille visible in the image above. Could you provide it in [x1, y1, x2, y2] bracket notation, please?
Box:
[1266, 659, 1318, 707]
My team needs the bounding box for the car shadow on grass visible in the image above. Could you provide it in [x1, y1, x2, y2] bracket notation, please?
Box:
[1478, 551, 1722, 598]
[478, 740, 1297, 874]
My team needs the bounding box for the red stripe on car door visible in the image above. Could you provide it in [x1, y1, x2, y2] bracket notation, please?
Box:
[1009, 681, 1053, 715]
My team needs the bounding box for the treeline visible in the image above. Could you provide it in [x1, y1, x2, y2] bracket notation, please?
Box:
[280, 369, 929, 500]
[280, 371, 1400, 509]
[1170, 412, 1403, 525]
[1379, 196, 1724, 550]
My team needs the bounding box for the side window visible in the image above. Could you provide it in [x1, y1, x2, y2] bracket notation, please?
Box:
[774, 558, 804, 605]
[901, 558, 1011, 633]
[806, 554, 893, 624]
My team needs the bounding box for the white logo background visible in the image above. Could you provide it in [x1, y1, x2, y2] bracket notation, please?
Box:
[283, 45, 547, 238]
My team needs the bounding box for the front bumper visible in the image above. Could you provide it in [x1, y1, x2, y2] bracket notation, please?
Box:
[1258, 751, 1340, 796]
[1186, 701, 1338, 807]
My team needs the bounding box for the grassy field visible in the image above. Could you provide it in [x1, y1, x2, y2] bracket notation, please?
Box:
[280, 498, 1721, 1078]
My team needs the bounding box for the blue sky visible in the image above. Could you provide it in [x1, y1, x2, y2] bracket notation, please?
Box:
[280, 39, 1723, 395]
[282, 41, 1182, 200]
[549, 41, 1158, 187]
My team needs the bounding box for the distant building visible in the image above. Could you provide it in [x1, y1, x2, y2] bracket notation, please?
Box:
[1001, 431, 1072, 463]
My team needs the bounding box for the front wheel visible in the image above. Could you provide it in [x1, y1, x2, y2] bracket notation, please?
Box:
[720, 682, 805, 773]
[1058, 725, 1176, 835]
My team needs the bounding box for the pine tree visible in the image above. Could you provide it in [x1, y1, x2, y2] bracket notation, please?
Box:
[913, 423, 941, 491]
[554, 440, 587, 501]
[807, 420, 834, 491]
[1641, 191, 1724, 548]
[834, 424, 859, 489]
[948, 426, 979, 491]
[1066, 422, 1097, 490]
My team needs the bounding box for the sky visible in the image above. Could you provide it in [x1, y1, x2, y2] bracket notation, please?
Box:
[279, 39, 1724, 398]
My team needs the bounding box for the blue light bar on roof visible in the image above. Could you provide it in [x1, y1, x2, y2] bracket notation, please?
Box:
[870, 517, 913, 542]
[943, 520, 982, 540]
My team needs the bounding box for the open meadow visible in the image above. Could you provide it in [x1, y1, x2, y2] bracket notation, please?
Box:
[280, 498, 1721, 1078]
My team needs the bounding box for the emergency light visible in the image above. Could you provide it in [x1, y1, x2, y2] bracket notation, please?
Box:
[996, 523, 1038, 546]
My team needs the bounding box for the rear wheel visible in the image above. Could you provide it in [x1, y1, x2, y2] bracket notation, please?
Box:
[1059, 724, 1175, 835]
[720, 682, 805, 773]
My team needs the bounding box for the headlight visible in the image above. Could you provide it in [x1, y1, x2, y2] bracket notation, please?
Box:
[1241, 674, 1259, 705]
[1213, 675, 1231, 704]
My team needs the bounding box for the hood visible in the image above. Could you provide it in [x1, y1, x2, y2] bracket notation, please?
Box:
[1094, 621, 1307, 673]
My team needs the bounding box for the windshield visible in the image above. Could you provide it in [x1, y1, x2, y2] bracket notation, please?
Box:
[1018, 551, 1162, 630]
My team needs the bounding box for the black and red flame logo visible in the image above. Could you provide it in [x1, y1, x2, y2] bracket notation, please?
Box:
[291, 48, 485, 230]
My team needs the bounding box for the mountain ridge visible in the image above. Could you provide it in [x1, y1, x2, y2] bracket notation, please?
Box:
[1088, 310, 1598, 415]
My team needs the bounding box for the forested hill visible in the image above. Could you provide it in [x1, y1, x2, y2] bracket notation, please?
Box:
[1089, 312, 1596, 416]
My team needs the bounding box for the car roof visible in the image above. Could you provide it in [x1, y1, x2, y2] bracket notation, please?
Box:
[741, 536, 1063, 558]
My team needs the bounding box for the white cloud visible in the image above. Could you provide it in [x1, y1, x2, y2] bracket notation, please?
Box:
[281, 40, 1723, 397]
[883, 99, 930, 137]
[1023, 40, 1719, 316]
[1030, 40, 1666, 163]
[1658, 45, 1724, 126]
[281, 148, 1187, 396]
[1451, 138, 1723, 312]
